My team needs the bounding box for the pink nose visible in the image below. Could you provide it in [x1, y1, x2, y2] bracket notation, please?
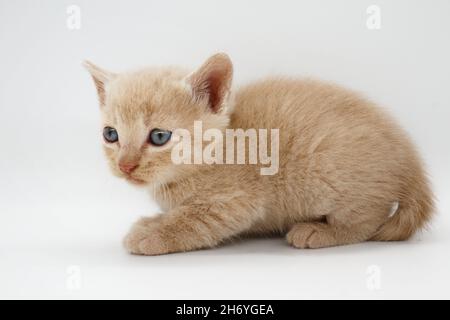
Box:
[119, 162, 138, 174]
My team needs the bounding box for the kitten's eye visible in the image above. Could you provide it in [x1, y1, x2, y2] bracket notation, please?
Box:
[103, 126, 119, 143]
[149, 128, 172, 146]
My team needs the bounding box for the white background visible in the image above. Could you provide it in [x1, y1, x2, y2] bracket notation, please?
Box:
[1, 0, 449, 299]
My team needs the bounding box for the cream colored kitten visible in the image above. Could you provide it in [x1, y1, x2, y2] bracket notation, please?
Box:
[84, 53, 433, 255]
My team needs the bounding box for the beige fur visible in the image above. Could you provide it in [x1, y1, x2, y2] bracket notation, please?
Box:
[84, 53, 434, 255]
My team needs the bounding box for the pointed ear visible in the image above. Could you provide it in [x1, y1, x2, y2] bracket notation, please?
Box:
[83, 60, 116, 106]
[187, 53, 233, 113]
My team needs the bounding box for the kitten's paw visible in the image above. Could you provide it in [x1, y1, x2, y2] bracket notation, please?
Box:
[286, 223, 336, 249]
[123, 217, 169, 255]
[123, 227, 169, 255]
[137, 233, 169, 256]
[123, 225, 147, 254]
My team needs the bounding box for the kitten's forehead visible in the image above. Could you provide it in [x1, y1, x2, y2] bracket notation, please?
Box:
[106, 67, 192, 123]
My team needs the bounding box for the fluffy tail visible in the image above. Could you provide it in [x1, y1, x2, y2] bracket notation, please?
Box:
[371, 170, 434, 241]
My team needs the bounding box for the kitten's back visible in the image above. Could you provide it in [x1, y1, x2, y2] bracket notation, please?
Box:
[231, 78, 433, 239]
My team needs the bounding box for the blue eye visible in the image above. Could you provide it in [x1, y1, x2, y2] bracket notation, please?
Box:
[103, 126, 118, 143]
[149, 128, 172, 146]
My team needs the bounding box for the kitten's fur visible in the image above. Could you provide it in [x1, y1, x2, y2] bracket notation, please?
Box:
[84, 53, 433, 255]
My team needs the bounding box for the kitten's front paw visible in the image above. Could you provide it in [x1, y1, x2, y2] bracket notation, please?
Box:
[123, 217, 169, 256]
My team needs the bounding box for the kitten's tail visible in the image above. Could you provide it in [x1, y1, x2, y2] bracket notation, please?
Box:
[371, 170, 434, 241]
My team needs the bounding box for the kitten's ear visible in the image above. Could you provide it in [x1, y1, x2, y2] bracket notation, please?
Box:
[83, 60, 116, 106]
[187, 53, 233, 113]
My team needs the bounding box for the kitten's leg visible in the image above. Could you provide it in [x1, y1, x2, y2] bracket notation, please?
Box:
[124, 201, 263, 255]
[286, 204, 389, 249]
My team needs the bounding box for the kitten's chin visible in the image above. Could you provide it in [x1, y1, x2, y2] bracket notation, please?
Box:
[125, 176, 147, 186]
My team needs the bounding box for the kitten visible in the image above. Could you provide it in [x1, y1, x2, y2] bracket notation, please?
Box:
[84, 53, 433, 255]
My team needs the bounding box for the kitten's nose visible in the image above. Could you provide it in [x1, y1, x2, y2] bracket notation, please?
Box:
[119, 162, 139, 174]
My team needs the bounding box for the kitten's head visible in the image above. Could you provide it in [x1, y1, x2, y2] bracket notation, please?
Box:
[84, 53, 233, 186]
